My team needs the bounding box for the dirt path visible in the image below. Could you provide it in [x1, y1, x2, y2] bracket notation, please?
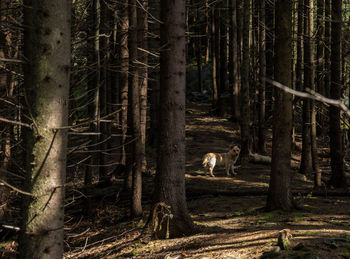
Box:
[63, 101, 350, 259]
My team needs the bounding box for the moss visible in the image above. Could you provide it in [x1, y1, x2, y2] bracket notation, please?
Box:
[260, 210, 282, 220]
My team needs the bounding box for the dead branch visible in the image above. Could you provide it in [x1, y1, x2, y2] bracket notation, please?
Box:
[0, 178, 34, 196]
[0, 116, 32, 128]
[264, 78, 350, 116]
[0, 57, 26, 63]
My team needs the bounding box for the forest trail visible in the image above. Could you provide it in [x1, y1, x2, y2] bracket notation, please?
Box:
[63, 101, 350, 259]
[184, 101, 314, 195]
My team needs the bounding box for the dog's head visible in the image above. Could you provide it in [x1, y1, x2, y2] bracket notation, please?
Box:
[229, 144, 240, 157]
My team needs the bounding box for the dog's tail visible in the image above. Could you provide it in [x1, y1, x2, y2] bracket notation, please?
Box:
[202, 155, 209, 167]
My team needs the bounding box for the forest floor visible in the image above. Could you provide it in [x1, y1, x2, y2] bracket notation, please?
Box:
[3, 102, 350, 258]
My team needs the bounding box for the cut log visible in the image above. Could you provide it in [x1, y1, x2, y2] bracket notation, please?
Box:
[248, 153, 271, 164]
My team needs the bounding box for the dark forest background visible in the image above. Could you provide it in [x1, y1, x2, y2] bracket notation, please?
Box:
[1, 0, 350, 258]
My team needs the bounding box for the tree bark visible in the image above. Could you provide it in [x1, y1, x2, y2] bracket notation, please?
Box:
[196, 6, 202, 93]
[119, 1, 129, 167]
[299, 0, 313, 175]
[258, 0, 266, 154]
[0, 0, 12, 221]
[138, 0, 148, 174]
[296, 0, 303, 92]
[20, 1, 71, 257]
[324, 0, 331, 97]
[99, 0, 109, 182]
[205, 0, 210, 64]
[229, 0, 239, 121]
[266, 0, 294, 211]
[211, 6, 219, 102]
[265, 0, 274, 118]
[153, 0, 196, 238]
[129, 0, 143, 217]
[240, 0, 251, 163]
[329, 0, 346, 188]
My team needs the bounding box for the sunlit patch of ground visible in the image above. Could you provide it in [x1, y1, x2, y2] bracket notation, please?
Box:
[60, 102, 350, 259]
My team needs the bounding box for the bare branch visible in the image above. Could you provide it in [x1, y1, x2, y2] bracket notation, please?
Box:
[0, 178, 34, 196]
[264, 78, 350, 117]
[136, 0, 163, 24]
[0, 116, 32, 128]
[0, 57, 26, 63]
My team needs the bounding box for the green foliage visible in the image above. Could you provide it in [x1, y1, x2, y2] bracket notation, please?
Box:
[260, 210, 282, 220]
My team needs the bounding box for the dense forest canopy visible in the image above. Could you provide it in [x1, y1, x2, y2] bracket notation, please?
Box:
[1, 0, 350, 258]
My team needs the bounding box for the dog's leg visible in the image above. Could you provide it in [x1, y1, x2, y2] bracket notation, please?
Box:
[209, 165, 215, 177]
[230, 163, 237, 176]
[225, 162, 230, 176]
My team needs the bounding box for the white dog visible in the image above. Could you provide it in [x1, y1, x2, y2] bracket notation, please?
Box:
[202, 145, 240, 177]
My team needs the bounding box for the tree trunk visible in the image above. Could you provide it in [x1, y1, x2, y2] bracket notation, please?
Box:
[205, 0, 210, 64]
[129, 0, 143, 217]
[311, 0, 322, 187]
[138, 0, 148, 174]
[229, 0, 239, 121]
[299, 0, 313, 175]
[211, 6, 219, 103]
[148, 0, 160, 148]
[316, 0, 325, 96]
[0, 0, 12, 221]
[265, 0, 274, 118]
[266, 0, 294, 211]
[196, 6, 202, 93]
[258, 0, 266, 154]
[324, 0, 330, 97]
[153, 0, 196, 238]
[219, 2, 227, 94]
[329, 0, 346, 188]
[296, 0, 303, 92]
[99, 0, 109, 182]
[85, 0, 101, 185]
[240, 0, 251, 163]
[119, 1, 129, 167]
[20, 1, 70, 257]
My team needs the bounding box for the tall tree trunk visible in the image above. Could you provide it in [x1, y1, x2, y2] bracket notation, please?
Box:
[316, 0, 325, 96]
[265, 0, 274, 118]
[329, 0, 346, 188]
[219, 2, 227, 93]
[217, 2, 228, 116]
[211, 6, 218, 102]
[205, 0, 210, 64]
[148, 0, 160, 148]
[0, 0, 11, 221]
[138, 0, 148, 174]
[299, 0, 313, 175]
[85, 0, 101, 187]
[296, 0, 303, 92]
[196, 6, 202, 93]
[229, 0, 239, 121]
[240, 0, 251, 163]
[119, 1, 129, 167]
[314, 0, 323, 187]
[324, 0, 331, 97]
[99, 0, 108, 182]
[266, 0, 294, 211]
[129, 0, 143, 217]
[20, 1, 71, 257]
[258, 0, 266, 154]
[153, 0, 196, 238]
